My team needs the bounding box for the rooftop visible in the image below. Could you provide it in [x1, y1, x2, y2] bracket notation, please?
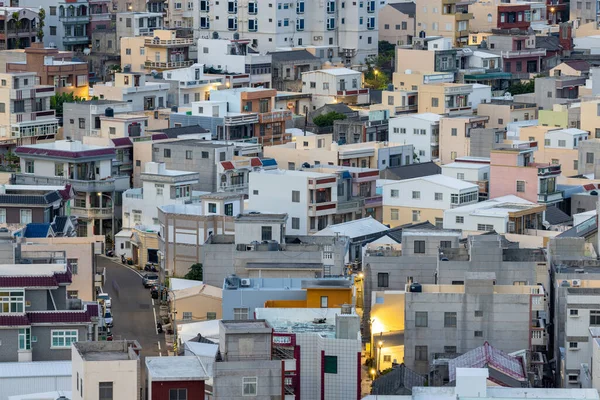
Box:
[309, 67, 360, 76]
[258, 169, 336, 178]
[270, 49, 319, 62]
[146, 356, 209, 381]
[383, 174, 479, 191]
[153, 139, 232, 148]
[220, 319, 272, 334]
[388, 1, 416, 15]
[380, 162, 441, 181]
[0, 361, 71, 378]
[74, 341, 140, 362]
[444, 195, 542, 217]
[235, 213, 288, 223]
[314, 216, 389, 239]
[256, 308, 354, 338]
[398, 112, 442, 123]
[159, 203, 204, 216]
[16, 140, 114, 159]
[442, 162, 490, 170]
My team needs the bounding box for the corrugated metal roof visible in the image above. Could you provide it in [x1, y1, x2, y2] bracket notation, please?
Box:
[448, 342, 526, 383]
[314, 216, 389, 239]
[0, 361, 71, 378]
[261, 158, 277, 167]
[23, 223, 53, 238]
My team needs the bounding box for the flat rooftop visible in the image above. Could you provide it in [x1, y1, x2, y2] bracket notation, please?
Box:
[259, 169, 336, 178]
[0, 264, 65, 276]
[256, 308, 355, 338]
[146, 356, 209, 381]
[74, 341, 140, 362]
[235, 213, 287, 223]
[154, 139, 232, 148]
[220, 319, 272, 334]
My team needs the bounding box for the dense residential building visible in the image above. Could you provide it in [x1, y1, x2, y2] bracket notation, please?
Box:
[441, 157, 490, 200]
[93, 72, 170, 111]
[271, 50, 321, 92]
[301, 68, 369, 109]
[0, 7, 39, 50]
[438, 115, 489, 164]
[378, 2, 415, 46]
[389, 113, 441, 162]
[0, 184, 72, 227]
[488, 30, 546, 80]
[120, 29, 194, 73]
[415, 0, 473, 46]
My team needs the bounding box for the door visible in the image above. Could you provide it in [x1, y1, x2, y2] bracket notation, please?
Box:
[320, 296, 328, 308]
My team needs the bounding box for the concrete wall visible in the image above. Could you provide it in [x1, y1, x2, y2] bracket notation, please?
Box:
[222, 288, 306, 320]
[572, 193, 598, 215]
[213, 359, 283, 399]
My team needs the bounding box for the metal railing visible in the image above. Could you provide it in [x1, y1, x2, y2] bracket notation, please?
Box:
[71, 207, 114, 219]
[13, 173, 128, 193]
[259, 110, 292, 123]
[144, 60, 194, 69]
[144, 37, 194, 46]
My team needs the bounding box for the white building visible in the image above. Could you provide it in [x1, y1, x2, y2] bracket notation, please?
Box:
[0, 361, 71, 400]
[71, 341, 141, 400]
[197, 37, 272, 87]
[256, 307, 361, 400]
[15, 1, 65, 49]
[443, 195, 545, 234]
[301, 68, 369, 109]
[388, 113, 441, 162]
[193, 0, 379, 65]
[247, 169, 338, 235]
[470, 83, 492, 110]
[161, 63, 223, 107]
[544, 128, 589, 150]
[441, 159, 490, 183]
[116, 12, 164, 37]
[93, 72, 170, 111]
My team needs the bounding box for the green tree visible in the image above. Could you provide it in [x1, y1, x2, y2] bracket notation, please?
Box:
[50, 92, 84, 116]
[313, 111, 347, 127]
[11, 12, 21, 49]
[37, 8, 45, 42]
[507, 80, 535, 95]
[184, 263, 203, 281]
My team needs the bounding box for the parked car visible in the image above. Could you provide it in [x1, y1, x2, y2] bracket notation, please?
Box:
[104, 311, 114, 328]
[97, 293, 111, 309]
[143, 273, 159, 288]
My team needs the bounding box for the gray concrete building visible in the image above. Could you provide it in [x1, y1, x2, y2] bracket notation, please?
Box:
[571, 193, 598, 215]
[152, 139, 234, 192]
[531, 76, 586, 111]
[63, 100, 132, 142]
[578, 139, 600, 177]
[271, 50, 321, 92]
[470, 128, 506, 158]
[404, 273, 542, 375]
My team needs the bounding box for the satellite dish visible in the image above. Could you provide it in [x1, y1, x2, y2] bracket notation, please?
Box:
[83, 48, 91, 55]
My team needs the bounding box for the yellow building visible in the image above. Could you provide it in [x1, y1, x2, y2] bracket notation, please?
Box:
[371, 290, 405, 370]
[418, 83, 473, 115]
[120, 30, 194, 73]
[415, 0, 473, 46]
[438, 114, 488, 164]
[580, 99, 600, 136]
[265, 280, 353, 309]
[129, 227, 159, 267]
[171, 282, 222, 323]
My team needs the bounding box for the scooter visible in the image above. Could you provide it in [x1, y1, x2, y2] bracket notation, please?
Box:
[106, 249, 114, 257]
[157, 322, 163, 334]
[121, 254, 126, 264]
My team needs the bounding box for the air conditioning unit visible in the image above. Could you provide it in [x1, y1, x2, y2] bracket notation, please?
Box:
[572, 279, 582, 287]
[240, 278, 251, 287]
[245, 245, 255, 251]
[314, 36, 323, 40]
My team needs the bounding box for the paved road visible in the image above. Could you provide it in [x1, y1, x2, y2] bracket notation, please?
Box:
[98, 256, 165, 368]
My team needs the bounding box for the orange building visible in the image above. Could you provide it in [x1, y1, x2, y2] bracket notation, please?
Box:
[265, 280, 353, 309]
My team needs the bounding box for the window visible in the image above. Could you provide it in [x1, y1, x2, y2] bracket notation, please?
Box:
[248, 19, 258, 31]
[415, 345, 428, 361]
[455, 216, 464, 224]
[228, 16, 238, 30]
[292, 190, 300, 203]
[475, 310, 483, 317]
[324, 355, 338, 373]
[292, 217, 300, 229]
[378, 273, 389, 288]
[288, 162, 296, 170]
[185, 150, 193, 160]
[415, 311, 428, 327]
[208, 203, 217, 213]
[0, 290, 24, 312]
[451, 128, 457, 136]
[296, 0, 304, 12]
[14, 100, 24, 113]
[261, 226, 272, 241]
[182, 312, 193, 321]
[320, 296, 328, 307]
[390, 208, 399, 220]
[558, 140, 566, 147]
[233, 307, 248, 320]
[474, 330, 483, 337]
[516, 180, 525, 192]
[412, 210, 420, 222]
[18, 328, 30, 350]
[99, 382, 113, 400]
[477, 224, 494, 231]
[434, 192, 443, 201]
[68, 259, 78, 275]
[587, 152, 594, 164]
[414, 240, 425, 254]
[412, 191, 420, 199]
[569, 342, 578, 349]
[444, 312, 457, 327]
[590, 310, 600, 325]
[498, 118, 504, 125]
[243, 377, 257, 395]
[164, 148, 171, 158]
[570, 309, 579, 316]
[440, 241, 451, 248]
[296, 18, 305, 30]
[431, 97, 439, 107]
[169, 389, 187, 400]
[456, 173, 465, 180]
[51, 330, 78, 348]
[49, 25, 57, 35]
[0, 208, 5, 223]
[327, 17, 335, 30]
[544, 139, 551, 146]
[20, 209, 32, 224]
[390, 189, 399, 198]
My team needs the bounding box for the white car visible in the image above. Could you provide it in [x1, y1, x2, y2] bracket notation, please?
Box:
[98, 293, 111, 309]
[104, 311, 114, 328]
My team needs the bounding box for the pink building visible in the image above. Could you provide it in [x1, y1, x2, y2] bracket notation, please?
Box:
[490, 142, 563, 205]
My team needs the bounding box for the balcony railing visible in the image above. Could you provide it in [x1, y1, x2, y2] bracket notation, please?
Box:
[91, 13, 112, 21]
[13, 173, 129, 193]
[258, 110, 292, 124]
[63, 36, 91, 44]
[364, 195, 383, 206]
[59, 14, 91, 23]
[308, 201, 337, 216]
[144, 60, 194, 69]
[455, 12, 473, 20]
[71, 206, 114, 219]
[217, 182, 248, 193]
[501, 49, 546, 58]
[337, 199, 362, 212]
[537, 191, 564, 204]
[144, 38, 194, 46]
[10, 110, 57, 125]
[394, 105, 418, 114]
[224, 113, 259, 126]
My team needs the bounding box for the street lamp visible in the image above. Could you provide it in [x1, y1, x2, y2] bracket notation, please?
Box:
[370, 368, 376, 382]
[97, 192, 115, 250]
[377, 340, 384, 374]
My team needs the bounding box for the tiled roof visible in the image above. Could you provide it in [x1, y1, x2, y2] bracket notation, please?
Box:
[388, 1, 416, 15]
[28, 303, 98, 324]
[15, 146, 115, 159]
[52, 216, 69, 233]
[380, 162, 441, 180]
[58, 184, 73, 201]
[23, 223, 53, 238]
[151, 133, 169, 141]
[545, 206, 573, 226]
[583, 183, 597, 191]
[261, 158, 278, 167]
[111, 137, 133, 147]
[221, 161, 235, 170]
[0, 315, 30, 326]
[0, 191, 61, 206]
[0, 269, 72, 288]
[250, 158, 262, 167]
[448, 342, 526, 383]
[270, 49, 319, 62]
[564, 60, 591, 72]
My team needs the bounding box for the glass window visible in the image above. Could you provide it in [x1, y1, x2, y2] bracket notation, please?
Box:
[415, 345, 428, 361]
[99, 382, 113, 400]
[414, 240, 425, 254]
[415, 311, 428, 327]
[164, 148, 171, 158]
[455, 216, 464, 224]
[0, 208, 5, 223]
[186, 150, 193, 160]
[377, 273, 389, 287]
[516, 180, 525, 192]
[324, 355, 338, 373]
[233, 308, 248, 320]
[243, 377, 257, 395]
[261, 226, 272, 241]
[51, 330, 78, 348]
[0, 290, 24, 313]
[18, 328, 31, 350]
[20, 209, 32, 224]
[292, 217, 300, 229]
[224, 203, 234, 216]
[390, 208, 399, 220]
[444, 312, 457, 327]
[434, 192, 443, 201]
[182, 312, 193, 321]
[390, 189, 399, 198]
[208, 203, 217, 213]
[68, 258, 78, 275]
[590, 310, 600, 325]
[169, 388, 187, 400]
[292, 190, 300, 203]
[412, 191, 420, 199]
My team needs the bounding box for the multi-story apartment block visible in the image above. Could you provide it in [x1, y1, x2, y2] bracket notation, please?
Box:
[439, 114, 489, 163]
[120, 29, 194, 73]
[389, 113, 441, 162]
[441, 157, 490, 199]
[418, 83, 474, 115]
[248, 169, 339, 234]
[155, 63, 223, 107]
[404, 273, 547, 374]
[470, 2, 531, 32]
[198, 37, 272, 88]
[531, 75, 586, 111]
[0, 7, 38, 50]
[378, 2, 415, 46]
[0, 71, 57, 147]
[16, 0, 65, 49]
[116, 12, 163, 37]
[488, 30, 546, 80]
[63, 99, 133, 142]
[302, 68, 369, 109]
[93, 72, 170, 111]
[415, 0, 473, 46]
[443, 194, 545, 234]
[58, 0, 91, 51]
[271, 50, 321, 92]
[382, 174, 479, 228]
[570, 0, 597, 26]
[0, 261, 99, 362]
[478, 99, 538, 130]
[13, 140, 130, 237]
[163, 0, 193, 31]
[489, 142, 564, 205]
[6, 43, 90, 99]
[193, 0, 379, 66]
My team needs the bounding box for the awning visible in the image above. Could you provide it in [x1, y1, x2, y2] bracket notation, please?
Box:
[464, 72, 512, 80]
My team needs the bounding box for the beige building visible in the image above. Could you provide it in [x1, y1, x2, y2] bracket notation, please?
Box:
[418, 83, 473, 115]
[415, 0, 473, 46]
[478, 100, 538, 130]
[127, 227, 160, 267]
[379, 3, 416, 46]
[550, 61, 591, 77]
[172, 283, 223, 324]
[395, 49, 437, 75]
[469, 0, 499, 32]
[21, 236, 104, 301]
[439, 115, 489, 164]
[120, 30, 194, 73]
[580, 99, 600, 137]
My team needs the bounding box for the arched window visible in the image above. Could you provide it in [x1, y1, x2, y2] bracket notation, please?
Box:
[487, 13, 493, 22]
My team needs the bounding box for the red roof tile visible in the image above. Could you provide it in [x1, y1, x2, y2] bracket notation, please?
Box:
[250, 158, 262, 167]
[151, 133, 169, 141]
[584, 184, 596, 191]
[58, 184, 74, 201]
[0, 315, 29, 326]
[0, 269, 72, 288]
[27, 303, 99, 324]
[111, 137, 133, 147]
[221, 161, 235, 170]
[15, 147, 115, 159]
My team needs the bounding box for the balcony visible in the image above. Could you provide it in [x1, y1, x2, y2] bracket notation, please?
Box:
[144, 37, 194, 47]
[308, 201, 337, 216]
[337, 199, 362, 213]
[536, 164, 561, 176]
[10, 110, 57, 125]
[13, 173, 130, 193]
[63, 36, 91, 45]
[500, 49, 546, 58]
[364, 195, 383, 207]
[258, 110, 292, 124]
[71, 206, 114, 220]
[537, 191, 564, 204]
[530, 328, 546, 346]
[59, 14, 91, 23]
[455, 12, 473, 21]
[217, 182, 249, 193]
[144, 60, 194, 69]
[394, 105, 418, 114]
[336, 89, 369, 96]
[91, 13, 112, 21]
[224, 113, 259, 126]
